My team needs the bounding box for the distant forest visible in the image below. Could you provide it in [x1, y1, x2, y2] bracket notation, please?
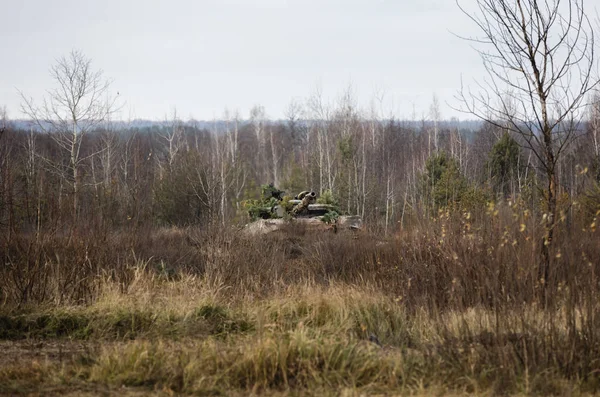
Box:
[1, 97, 599, 235]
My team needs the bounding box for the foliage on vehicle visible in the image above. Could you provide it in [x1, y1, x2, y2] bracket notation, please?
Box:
[243, 184, 282, 221]
[321, 210, 340, 224]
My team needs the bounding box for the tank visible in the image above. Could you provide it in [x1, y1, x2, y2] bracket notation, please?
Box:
[243, 185, 362, 235]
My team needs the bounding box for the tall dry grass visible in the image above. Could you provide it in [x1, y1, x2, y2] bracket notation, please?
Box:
[1, 202, 599, 394]
[1, 273, 599, 394]
[4, 203, 598, 308]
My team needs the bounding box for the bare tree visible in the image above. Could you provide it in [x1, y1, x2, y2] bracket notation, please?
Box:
[589, 91, 600, 179]
[285, 99, 304, 148]
[99, 123, 119, 189]
[156, 109, 185, 177]
[250, 104, 267, 182]
[0, 106, 6, 136]
[0, 106, 10, 182]
[0, 106, 11, 233]
[20, 50, 118, 222]
[268, 124, 281, 187]
[225, 110, 246, 211]
[456, 0, 599, 279]
[307, 86, 335, 193]
[429, 94, 441, 154]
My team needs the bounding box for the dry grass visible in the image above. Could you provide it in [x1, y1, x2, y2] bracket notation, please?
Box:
[0, 274, 599, 395]
[1, 203, 600, 395]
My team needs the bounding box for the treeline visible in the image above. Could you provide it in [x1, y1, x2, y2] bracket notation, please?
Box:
[1, 96, 599, 235]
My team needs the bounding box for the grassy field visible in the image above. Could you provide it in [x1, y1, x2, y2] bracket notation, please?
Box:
[4, 278, 598, 396]
[1, 205, 600, 395]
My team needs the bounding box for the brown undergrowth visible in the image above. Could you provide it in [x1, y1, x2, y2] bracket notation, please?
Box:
[1, 203, 599, 395]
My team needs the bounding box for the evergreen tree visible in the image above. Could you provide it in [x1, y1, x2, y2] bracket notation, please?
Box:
[487, 133, 521, 198]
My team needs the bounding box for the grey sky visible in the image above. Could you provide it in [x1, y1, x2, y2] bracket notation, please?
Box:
[1, 0, 598, 121]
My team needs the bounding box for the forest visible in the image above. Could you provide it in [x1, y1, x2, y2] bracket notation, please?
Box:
[2, 96, 599, 234]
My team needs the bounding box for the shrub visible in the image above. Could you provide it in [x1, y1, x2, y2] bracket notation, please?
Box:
[421, 152, 488, 212]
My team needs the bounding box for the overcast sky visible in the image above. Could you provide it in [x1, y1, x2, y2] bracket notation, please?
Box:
[1, 0, 598, 121]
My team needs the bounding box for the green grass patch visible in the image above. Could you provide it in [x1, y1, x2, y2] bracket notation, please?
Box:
[0, 304, 252, 341]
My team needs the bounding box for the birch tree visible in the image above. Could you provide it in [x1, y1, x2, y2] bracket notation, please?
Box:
[20, 50, 117, 223]
[250, 105, 267, 182]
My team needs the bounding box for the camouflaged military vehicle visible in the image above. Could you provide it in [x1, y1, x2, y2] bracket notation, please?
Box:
[243, 184, 362, 235]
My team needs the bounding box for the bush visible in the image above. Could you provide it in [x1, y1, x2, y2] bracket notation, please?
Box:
[421, 152, 488, 212]
[486, 133, 522, 197]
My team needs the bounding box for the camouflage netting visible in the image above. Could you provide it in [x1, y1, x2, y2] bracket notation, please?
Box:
[242, 185, 361, 235]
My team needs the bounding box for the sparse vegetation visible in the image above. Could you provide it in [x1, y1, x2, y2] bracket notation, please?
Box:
[0, 203, 599, 395]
